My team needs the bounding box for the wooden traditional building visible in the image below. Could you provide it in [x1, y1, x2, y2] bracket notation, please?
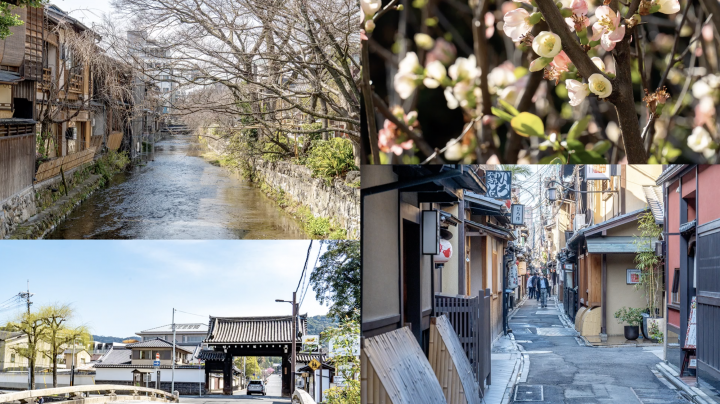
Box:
[201, 315, 307, 397]
[657, 165, 720, 391]
[0, 5, 44, 202]
[362, 165, 517, 401]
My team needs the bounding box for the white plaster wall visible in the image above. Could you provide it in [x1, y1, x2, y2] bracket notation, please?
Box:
[0, 372, 95, 389]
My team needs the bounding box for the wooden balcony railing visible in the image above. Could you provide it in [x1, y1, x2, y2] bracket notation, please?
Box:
[68, 72, 83, 94]
[41, 67, 52, 89]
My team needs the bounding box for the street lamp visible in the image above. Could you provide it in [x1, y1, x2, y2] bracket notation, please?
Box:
[276, 293, 298, 393]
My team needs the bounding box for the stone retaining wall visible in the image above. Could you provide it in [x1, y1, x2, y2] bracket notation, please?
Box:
[254, 160, 360, 239]
[95, 381, 207, 396]
[203, 134, 360, 239]
[0, 162, 92, 239]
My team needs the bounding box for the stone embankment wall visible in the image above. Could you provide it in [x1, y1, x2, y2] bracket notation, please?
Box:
[254, 160, 360, 239]
[0, 162, 94, 239]
[202, 133, 360, 239]
[95, 380, 208, 396]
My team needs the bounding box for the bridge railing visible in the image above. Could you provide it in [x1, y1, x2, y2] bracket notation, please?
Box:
[0, 384, 178, 404]
[292, 389, 316, 404]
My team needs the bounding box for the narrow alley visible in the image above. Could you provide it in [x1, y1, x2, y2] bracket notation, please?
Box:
[510, 295, 689, 404]
[45, 135, 308, 239]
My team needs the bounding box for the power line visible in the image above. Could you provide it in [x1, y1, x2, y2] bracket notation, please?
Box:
[175, 309, 207, 318]
[299, 242, 323, 311]
[295, 240, 314, 294]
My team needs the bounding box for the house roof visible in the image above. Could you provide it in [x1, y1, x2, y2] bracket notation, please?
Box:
[296, 353, 328, 364]
[465, 220, 516, 240]
[205, 316, 307, 344]
[655, 165, 689, 186]
[0, 331, 23, 341]
[566, 208, 648, 247]
[96, 346, 131, 366]
[585, 237, 653, 254]
[680, 220, 696, 235]
[0, 71, 21, 84]
[197, 350, 226, 361]
[643, 186, 664, 225]
[125, 338, 194, 353]
[137, 323, 208, 335]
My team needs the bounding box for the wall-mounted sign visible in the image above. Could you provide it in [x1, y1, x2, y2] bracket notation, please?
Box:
[626, 268, 641, 284]
[586, 165, 611, 180]
[433, 239, 453, 263]
[486, 171, 512, 199]
[511, 204, 524, 225]
[301, 335, 320, 353]
[422, 210, 439, 255]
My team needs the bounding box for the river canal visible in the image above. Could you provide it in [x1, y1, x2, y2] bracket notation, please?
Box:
[46, 135, 307, 239]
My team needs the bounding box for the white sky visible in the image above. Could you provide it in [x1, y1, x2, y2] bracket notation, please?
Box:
[50, 0, 113, 28]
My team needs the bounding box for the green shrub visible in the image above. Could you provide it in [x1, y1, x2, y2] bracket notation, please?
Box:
[306, 138, 357, 184]
[614, 307, 644, 327]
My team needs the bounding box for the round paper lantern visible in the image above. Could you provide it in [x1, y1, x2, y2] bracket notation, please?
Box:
[434, 239, 453, 263]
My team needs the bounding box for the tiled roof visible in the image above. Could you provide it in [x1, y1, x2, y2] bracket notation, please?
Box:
[137, 323, 208, 334]
[97, 347, 131, 365]
[94, 363, 204, 369]
[125, 338, 193, 353]
[197, 350, 226, 361]
[655, 165, 689, 186]
[296, 353, 327, 364]
[205, 316, 307, 344]
[643, 186, 664, 225]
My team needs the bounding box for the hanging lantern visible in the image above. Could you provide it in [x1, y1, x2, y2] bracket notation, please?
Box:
[433, 239, 453, 263]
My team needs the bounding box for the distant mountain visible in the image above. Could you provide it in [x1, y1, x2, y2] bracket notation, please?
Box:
[92, 335, 139, 343]
[306, 315, 338, 336]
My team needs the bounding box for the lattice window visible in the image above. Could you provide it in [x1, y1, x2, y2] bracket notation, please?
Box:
[23, 7, 44, 81]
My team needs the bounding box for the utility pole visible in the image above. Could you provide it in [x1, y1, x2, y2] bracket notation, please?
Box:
[291, 291, 297, 393]
[172, 308, 176, 395]
[18, 281, 33, 391]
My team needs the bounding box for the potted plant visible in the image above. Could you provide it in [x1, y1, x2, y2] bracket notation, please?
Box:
[614, 307, 644, 340]
[633, 212, 665, 339]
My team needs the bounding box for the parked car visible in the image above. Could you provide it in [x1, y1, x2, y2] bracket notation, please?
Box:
[247, 380, 266, 396]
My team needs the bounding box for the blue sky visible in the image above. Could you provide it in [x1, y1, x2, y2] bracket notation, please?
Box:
[0, 241, 328, 337]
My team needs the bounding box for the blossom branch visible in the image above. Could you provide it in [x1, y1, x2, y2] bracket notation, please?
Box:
[472, 0, 495, 160]
[372, 93, 445, 163]
[535, 0, 648, 162]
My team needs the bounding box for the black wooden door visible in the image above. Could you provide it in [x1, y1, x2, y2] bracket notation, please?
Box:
[696, 226, 720, 389]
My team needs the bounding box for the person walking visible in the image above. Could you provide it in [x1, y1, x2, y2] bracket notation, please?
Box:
[527, 275, 534, 300]
[538, 274, 550, 308]
[533, 272, 541, 301]
[551, 270, 558, 295]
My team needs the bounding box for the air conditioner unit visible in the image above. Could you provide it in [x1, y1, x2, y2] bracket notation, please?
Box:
[574, 214, 586, 230]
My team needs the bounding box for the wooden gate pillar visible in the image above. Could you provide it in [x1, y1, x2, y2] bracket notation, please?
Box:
[223, 354, 233, 395]
[281, 353, 291, 397]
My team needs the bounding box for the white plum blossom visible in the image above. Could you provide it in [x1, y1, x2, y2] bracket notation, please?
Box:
[656, 0, 680, 14]
[443, 55, 482, 109]
[414, 33, 435, 50]
[588, 73, 612, 98]
[591, 57, 605, 72]
[503, 8, 532, 42]
[423, 61, 447, 89]
[687, 127, 713, 153]
[393, 52, 422, 99]
[532, 31, 563, 58]
[360, 0, 381, 20]
[487, 63, 517, 92]
[566, 79, 590, 106]
[449, 55, 480, 82]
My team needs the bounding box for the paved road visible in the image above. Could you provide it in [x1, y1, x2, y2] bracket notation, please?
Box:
[510, 294, 690, 403]
[179, 375, 288, 404]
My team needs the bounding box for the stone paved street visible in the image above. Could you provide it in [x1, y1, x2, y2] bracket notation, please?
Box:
[510, 294, 690, 403]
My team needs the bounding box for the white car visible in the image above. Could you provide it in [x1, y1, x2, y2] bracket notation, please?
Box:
[247, 380, 266, 396]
